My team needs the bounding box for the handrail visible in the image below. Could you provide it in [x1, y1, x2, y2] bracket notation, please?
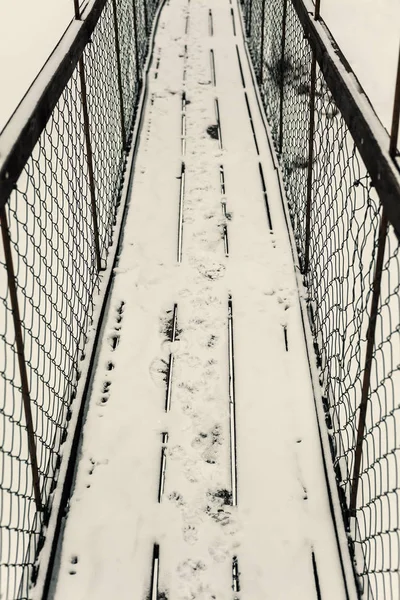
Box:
[243, 0, 400, 597]
[292, 0, 400, 240]
[0, 1, 157, 597]
[0, 0, 107, 209]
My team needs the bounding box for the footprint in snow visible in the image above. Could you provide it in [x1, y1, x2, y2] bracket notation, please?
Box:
[184, 458, 199, 483]
[183, 523, 198, 545]
[181, 402, 196, 418]
[149, 357, 169, 387]
[168, 446, 200, 483]
[177, 559, 207, 580]
[196, 261, 226, 281]
[178, 381, 198, 395]
[169, 491, 186, 508]
[179, 352, 201, 368]
[208, 539, 229, 563]
[192, 425, 223, 465]
[169, 445, 185, 460]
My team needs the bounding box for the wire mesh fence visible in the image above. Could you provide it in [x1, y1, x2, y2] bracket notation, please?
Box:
[243, 0, 400, 598]
[0, 0, 157, 597]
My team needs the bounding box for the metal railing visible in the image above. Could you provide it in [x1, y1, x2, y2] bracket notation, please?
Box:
[0, 0, 158, 597]
[242, 0, 400, 597]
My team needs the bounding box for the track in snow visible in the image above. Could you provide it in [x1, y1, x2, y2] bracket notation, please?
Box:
[49, 0, 356, 599]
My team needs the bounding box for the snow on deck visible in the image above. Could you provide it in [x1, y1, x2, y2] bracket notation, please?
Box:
[50, 0, 349, 598]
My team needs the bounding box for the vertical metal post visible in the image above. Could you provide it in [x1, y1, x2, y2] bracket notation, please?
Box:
[132, 0, 140, 86]
[78, 58, 102, 272]
[247, 0, 252, 38]
[143, 0, 149, 37]
[259, 0, 266, 84]
[278, 0, 288, 155]
[304, 50, 317, 274]
[389, 45, 400, 158]
[349, 211, 388, 514]
[73, 0, 81, 19]
[111, 0, 127, 149]
[314, 0, 321, 20]
[228, 295, 238, 506]
[0, 207, 42, 512]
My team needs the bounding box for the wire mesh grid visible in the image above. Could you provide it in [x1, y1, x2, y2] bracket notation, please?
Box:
[246, 0, 264, 79]
[243, 0, 400, 597]
[83, 1, 125, 259]
[116, 0, 140, 132]
[146, 0, 159, 31]
[279, 0, 312, 254]
[135, 0, 150, 73]
[0, 0, 156, 597]
[257, 0, 286, 141]
[1, 68, 95, 599]
[354, 229, 400, 599]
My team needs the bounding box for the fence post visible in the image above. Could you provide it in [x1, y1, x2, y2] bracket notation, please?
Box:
[111, 0, 127, 149]
[304, 50, 317, 273]
[314, 0, 321, 20]
[78, 58, 103, 272]
[0, 207, 42, 512]
[246, 0, 252, 38]
[259, 0, 266, 84]
[143, 0, 149, 37]
[349, 211, 388, 515]
[389, 45, 400, 158]
[132, 0, 140, 86]
[278, 0, 288, 155]
[73, 0, 80, 19]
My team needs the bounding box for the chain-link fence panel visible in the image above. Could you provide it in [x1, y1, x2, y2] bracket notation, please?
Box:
[246, 0, 264, 80]
[258, 0, 286, 143]
[135, 0, 150, 73]
[83, 1, 124, 260]
[0, 0, 159, 597]
[116, 0, 140, 133]
[243, 0, 400, 598]
[352, 226, 400, 599]
[0, 68, 95, 599]
[279, 0, 312, 256]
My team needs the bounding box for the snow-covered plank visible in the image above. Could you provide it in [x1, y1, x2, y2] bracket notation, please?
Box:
[50, 0, 356, 598]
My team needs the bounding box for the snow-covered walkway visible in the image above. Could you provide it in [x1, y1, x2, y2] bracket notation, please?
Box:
[50, 0, 350, 598]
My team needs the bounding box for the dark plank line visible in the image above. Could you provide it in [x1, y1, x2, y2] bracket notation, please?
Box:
[236, 45, 246, 88]
[228, 295, 237, 505]
[258, 162, 273, 231]
[210, 49, 216, 87]
[233, 555, 240, 592]
[244, 91, 259, 154]
[215, 98, 223, 150]
[230, 7, 236, 36]
[177, 164, 185, 263]
[208, 8, 213, 36]
[150, 544, 160, 600]
[158, 432, 169, 502]
[312, 551, 322, 600]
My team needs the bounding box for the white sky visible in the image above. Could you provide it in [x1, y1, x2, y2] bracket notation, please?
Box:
[0, 1, 399, 132]
[322, 0, 400, 132]
[0, 0, 74, 132]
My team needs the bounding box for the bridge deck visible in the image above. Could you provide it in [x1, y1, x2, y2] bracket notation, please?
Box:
[50, 0, 349, 597]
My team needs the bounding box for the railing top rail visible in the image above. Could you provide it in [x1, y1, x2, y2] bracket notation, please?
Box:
[293, 0, 400, 240]
[0, 0, 107, 210]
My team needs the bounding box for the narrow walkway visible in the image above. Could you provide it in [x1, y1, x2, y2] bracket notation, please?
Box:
[52, 0, 347, 598]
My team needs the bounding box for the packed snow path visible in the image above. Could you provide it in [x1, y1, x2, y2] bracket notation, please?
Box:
[51, 0, 350, 598]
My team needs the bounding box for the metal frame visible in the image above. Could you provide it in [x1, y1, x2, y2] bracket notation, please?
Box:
[0, 0, 108, 209]
[0, 207, 42, 512]
[290, 0, 400, 240]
